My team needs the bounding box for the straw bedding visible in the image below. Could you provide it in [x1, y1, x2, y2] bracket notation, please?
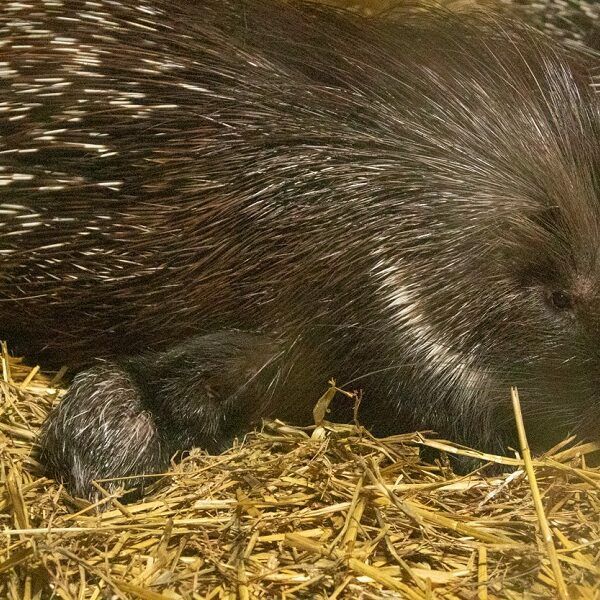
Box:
[1, 348, 598, 599]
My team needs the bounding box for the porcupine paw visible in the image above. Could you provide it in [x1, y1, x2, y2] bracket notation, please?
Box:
[39, 364, 169, 502]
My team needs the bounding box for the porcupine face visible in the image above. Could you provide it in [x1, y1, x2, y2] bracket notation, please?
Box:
[389, 158, 600, 450]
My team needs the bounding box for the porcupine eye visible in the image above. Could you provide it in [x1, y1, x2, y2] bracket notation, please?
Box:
[550, 290, 573, 311]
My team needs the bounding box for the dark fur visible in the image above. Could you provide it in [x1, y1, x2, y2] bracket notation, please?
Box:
[501, 0, 600, 52]
[1, 0, 599, 499]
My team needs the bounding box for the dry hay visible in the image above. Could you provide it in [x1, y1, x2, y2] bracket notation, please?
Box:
[0, 346, 599, 599]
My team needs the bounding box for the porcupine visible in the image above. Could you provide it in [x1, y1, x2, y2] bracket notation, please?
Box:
[1, 0, 599, 499]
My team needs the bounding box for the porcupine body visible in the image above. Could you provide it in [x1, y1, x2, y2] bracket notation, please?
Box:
[0, 0, 599, 498]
